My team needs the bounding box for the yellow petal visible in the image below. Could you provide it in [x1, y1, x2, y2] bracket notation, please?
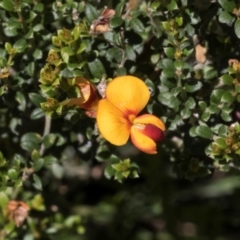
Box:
[130, 127, 157, 154]
[97, 99, 131, 146]
[106, 76, 150, 116]
[133, 114, 166, 131]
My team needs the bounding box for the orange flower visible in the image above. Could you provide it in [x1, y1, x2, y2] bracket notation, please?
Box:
[96, 76, 165, 154]
[67, 77, 99, 117]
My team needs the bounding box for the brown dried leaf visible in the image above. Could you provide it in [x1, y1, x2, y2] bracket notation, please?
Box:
[7, 201, 29, 227]
[90, 6, 115, 34]
[195, 44, 207, 63]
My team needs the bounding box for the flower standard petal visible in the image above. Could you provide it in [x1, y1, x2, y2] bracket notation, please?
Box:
[133, 114, 166, 131]
[97, 99, 131, 146]
[130, 127, 158, 154]
[106, 76, 150, 116]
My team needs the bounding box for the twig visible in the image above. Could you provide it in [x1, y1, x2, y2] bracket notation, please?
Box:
[39, 116, 51, 156]
[119, 28, 126, 68]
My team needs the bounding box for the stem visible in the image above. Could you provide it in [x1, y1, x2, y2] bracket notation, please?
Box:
[39, 116, 51, 156]
[119, 28, 126, 68]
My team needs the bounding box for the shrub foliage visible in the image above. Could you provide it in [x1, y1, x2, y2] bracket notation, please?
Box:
[1, 0, 240, 239]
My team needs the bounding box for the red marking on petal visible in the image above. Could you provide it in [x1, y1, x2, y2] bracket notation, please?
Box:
[134, 123, 164, 142]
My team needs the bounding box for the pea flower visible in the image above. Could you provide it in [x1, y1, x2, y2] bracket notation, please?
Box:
[67, 77, 99, 117]
[96, 76, 165, 154]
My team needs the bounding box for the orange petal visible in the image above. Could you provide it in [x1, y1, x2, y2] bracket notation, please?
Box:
[130, 127, 157, 154]
[106, 76, 150, 116]
[67, 77, 99, 109]
[75, 77, 92, 103]
[97, 99, 131, 146]
[133, 114, 166, 131]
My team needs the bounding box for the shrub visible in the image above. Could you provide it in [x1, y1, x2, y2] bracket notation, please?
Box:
[1, 0, 240, 239]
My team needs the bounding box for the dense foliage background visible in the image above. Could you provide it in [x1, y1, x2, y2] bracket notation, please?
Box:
[1, 0, 240, 239]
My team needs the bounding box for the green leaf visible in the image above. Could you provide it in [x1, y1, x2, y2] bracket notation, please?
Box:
[73, 69, 84, 77]
[219, 11, 235, 26]
[104, 164, 115, 179]
[85, 3, 98, 23]
[31, 149, 41, 161]
[185, 97, 196, 109]
[180, 108, 191, 119]
[0, 192, 8, 207]
[43, 134, 57, 149]
[185, 81, 202, 92]
[125, 45, 136, 61]
[171, 86, 182, 96]
[158, 92, 181, 110]
[33, 49, 43, 60]
[214, 138, 227, 149]
[73, 25, 80, 41]
[60, 68, 74, 78]
[29, 93, 45, 107]
[33, 23, 43, 32]
[162, 68, 175, 78]
[220, 74, 233, 85]
[203, 66, 217, 80]
[25, 11, 37, 23]
[221, 111, 232, 122]
[167, 0, 178, 11]
[0, 57, 7, 67]
[4, 27, 18, 37]
[115, 1, 125, 17]
[77, 42, 86, 54]
[33, 3, 44, 12]
[21, 132, 41, 152]
[13, 39, 28, 53]
[33, 158, 44, 171]
[218, 125, 228, 136]
[9, 118, 21, 135]
[116, 67, 127, 76]
[0, 0, 14, 11]
[210, 89, 225, 104]
[175, 16, 183, 27]
[110, 17, 123, 28]
[163, 47, 175, 59]
[33, 174, 42, 190]
[5, 42, 12, 52]
[189, 126, 197, 137]
[151, 53, 160, 64]
[174, 60, 184, 70]
[130, 18, 145, 33]
[218, 0, 235, 12]
[199, 101, 207, 110]
[61, 46, 75, 63]
[196, 126, 214, 139]
[106, 47, 122, 62]
[0, 86, 8, 96]
[43, 155, 58, 165]
[209, 104, 220, 114]
[51, 163, 64, 179]
[8, 169, 18, 180]
[221, 92, 234, 103]
[88, 59, 106, 78]
[30, 108, 45, 120]
[15, 91, 26, 111]
[201, 111, 211, 121]
[234, 19, 240, 39]
[25, 28, 34, 39]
